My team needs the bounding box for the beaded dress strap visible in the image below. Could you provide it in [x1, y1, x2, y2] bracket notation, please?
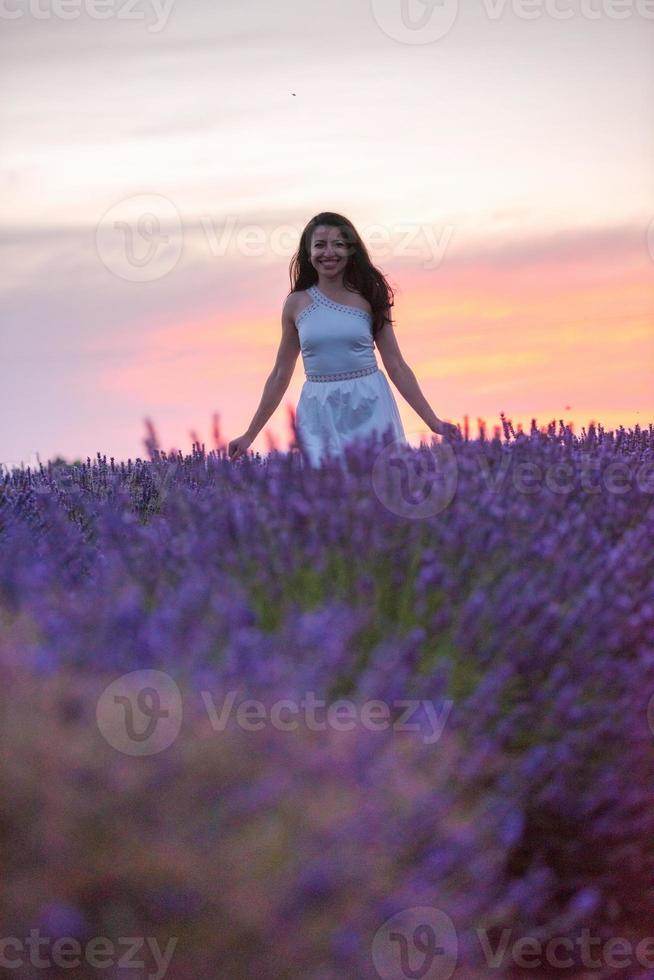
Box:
[308, 286, 372, 319]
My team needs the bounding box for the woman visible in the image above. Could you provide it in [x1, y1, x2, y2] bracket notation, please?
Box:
[228, 212, 458, 467]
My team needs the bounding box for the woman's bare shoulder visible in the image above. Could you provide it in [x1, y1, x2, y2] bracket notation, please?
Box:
[284, 289, 313, 326]
[285, 289, 312, 308]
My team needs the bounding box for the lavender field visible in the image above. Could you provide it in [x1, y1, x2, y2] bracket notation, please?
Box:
[1, 416, 653, 980]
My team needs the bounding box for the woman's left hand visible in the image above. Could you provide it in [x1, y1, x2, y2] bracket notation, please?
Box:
[430, 418, 459, 441]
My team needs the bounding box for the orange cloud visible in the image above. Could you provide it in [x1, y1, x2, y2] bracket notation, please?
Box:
[86, 223, 654, 451]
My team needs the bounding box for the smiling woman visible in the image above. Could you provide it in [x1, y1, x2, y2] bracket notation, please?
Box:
[228, 211, 458, 467]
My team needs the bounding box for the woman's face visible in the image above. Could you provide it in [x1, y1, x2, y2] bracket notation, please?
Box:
[309, 225, 351, 280]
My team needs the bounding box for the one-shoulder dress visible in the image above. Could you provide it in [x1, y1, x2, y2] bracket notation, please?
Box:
[294, 285, 407, 468]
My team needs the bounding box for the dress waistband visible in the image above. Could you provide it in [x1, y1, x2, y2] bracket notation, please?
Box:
[305, 365, 380, 382]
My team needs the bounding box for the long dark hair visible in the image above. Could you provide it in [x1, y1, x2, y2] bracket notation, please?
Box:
[288, 212, 397, 341]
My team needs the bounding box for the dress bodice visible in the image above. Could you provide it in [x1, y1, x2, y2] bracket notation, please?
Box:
[295, 286, 379, 378]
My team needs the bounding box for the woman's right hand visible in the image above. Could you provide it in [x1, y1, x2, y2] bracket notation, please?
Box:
[227, 433, 254, 461]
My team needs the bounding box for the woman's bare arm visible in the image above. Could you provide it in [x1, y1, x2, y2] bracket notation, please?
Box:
[243, 294, 301, 441]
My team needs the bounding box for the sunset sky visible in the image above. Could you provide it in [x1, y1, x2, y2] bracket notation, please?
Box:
[1, 0, 653, 467]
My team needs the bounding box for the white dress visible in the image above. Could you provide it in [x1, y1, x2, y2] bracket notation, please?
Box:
[294, 285, 407, 468]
